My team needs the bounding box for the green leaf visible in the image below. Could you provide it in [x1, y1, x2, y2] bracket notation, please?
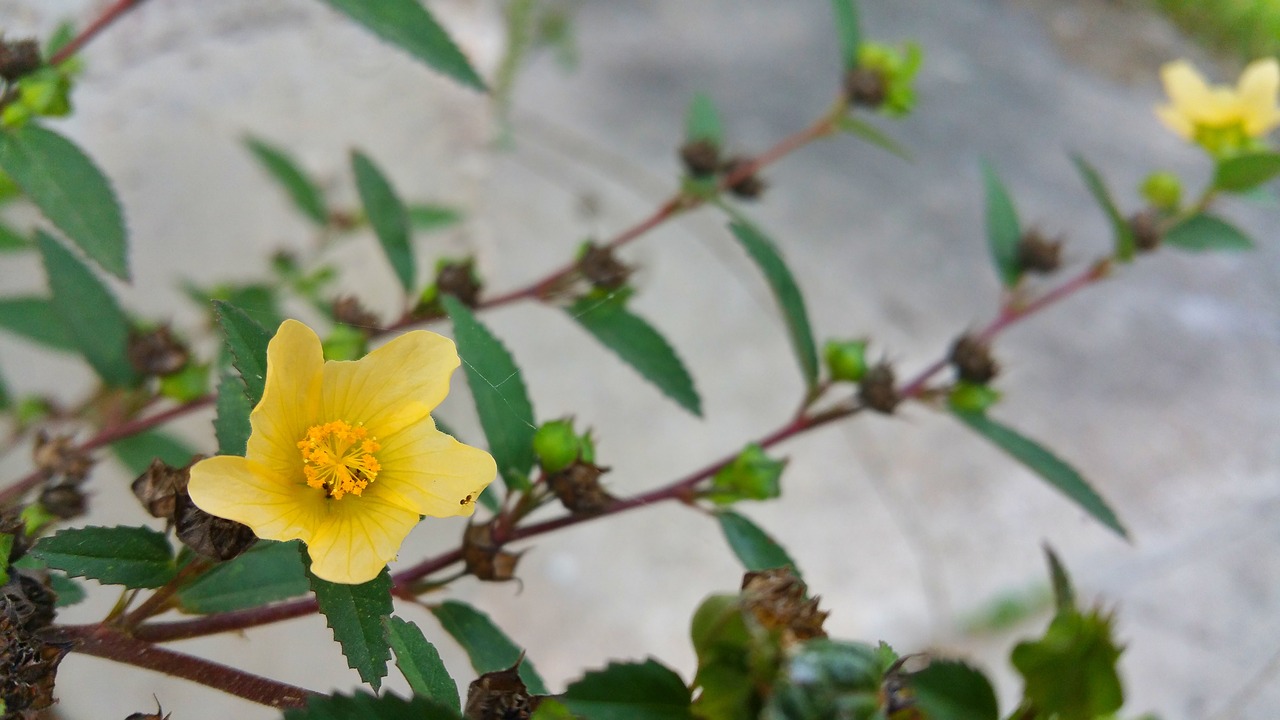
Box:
[835, 115, 912, 159]
[0, 369, 9, 411]
[685, 93, 723, 146]
[716, 510, 800, 577]
[442, 296, 536, 492]
[352, 150, 415, 293]
[1212, 151, 1280, 192]
[531, 700, 576, 720]
[37, 231, 138, 386]
[567, 291, 702, 416]
[952, 410, 1127, 538]
[0, 534, 11, 585]
[0, 124, 128, 279]
[980, 161, 1022, 288]
[244, 136, 328, 225]
[430, 599, 548, 694]
[407, 203, 463, 232]
[307, 558, 394, 690]
[1011, 608, 1124, 720]
[214, 300, 273, 405]
[727, 220, 819, 389]
[314, 0, 487, 91]
[284, 692, 462, 720]
[561, 659, 693, 720]
[214, 369, 253, 456]
[31, 525, 175, 588]
[1162, 213, 1254, 252]
[1071, 154, 1135, 262]
[386, 616, 461, 711]
[1044, 544, 1075, 613]
[830, 0, 862, 70]
[0, 296, 74, 351]
[110, 430, 197, 476]
[909, 660, 999, 720]
[177, 540, 308, 614]
[0, 222, 30, 252]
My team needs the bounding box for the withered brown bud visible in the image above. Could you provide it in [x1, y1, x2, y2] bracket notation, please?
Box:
[437, 260, 483, 308]
[720, 157, 766, 200]
[679, 139, 721, 177]
[0, 39, 41, 82]
[547, 461, 614, 516]
[0, 510, 29, 563]
[858, 362, 900, 414]
[949, 335, 999, 384]
[124, 699, 172, 720]
[33, 432, 94, 484]
[131, 457, 194, 521]
[462, 521, 523, 583]
[332, 295, 380, 332]
[38, 484, 86, 521]
[741, 567, 828, 644]
[577, 243, 632, 291]
[2, 570, 56, 634]
[464, 656, 543, 720]
[1016, 230, 1063, 274]
[127, 325, 190, 377]
[1129, 209, 1162, 252]
[844, 66, 888, 108]
[0, 602, 69, 715]
[174, 492, 256, 561]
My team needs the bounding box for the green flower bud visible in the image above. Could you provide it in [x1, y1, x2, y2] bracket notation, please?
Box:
[948, 381, 1001, 413]
[533, 419, 581, 474]
[707, 443, 786, 504]
[824, 339, 869, 382]
[850, 41, 923, 117]
[321, 324, 367, 361]
[1140, 171, 1182, 211]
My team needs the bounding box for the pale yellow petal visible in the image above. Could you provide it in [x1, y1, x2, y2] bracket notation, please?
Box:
[321, 329, 460, 438]
[1155, 104, 1195, 139]
[246, 319, 324, 482]
[1161, 60, 1213, 114]
[305, 495, 420, 583]
[367, 420, 496, 517]
[187, 455, 327, 543]
[1237, 58, 1280, 135]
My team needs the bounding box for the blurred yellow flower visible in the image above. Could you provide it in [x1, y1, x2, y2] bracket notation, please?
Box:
[1156, 58, 1280, 154]
[189, 320, 495, 584]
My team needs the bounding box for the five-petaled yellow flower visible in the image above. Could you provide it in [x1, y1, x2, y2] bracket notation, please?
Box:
[189, 320, 496, 584]
[1156, 58, 1280, 154]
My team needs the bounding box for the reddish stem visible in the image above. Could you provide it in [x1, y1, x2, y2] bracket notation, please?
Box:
[49, 0, 150, 66]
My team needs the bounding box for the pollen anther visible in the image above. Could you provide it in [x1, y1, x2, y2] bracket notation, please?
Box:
[297, 420, 381, 499]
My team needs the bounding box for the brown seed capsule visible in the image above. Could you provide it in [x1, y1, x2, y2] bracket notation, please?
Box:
[131, 457, 194, 521]
[0, 39, 41, 82]
[174, 491, 256, 561]
[127, 325, 191, 377]
[1130, 209, 1162, 252]
[949, 334, 999, 384]
[38, 484, 86, 521]
[741, 567, 828, 645]
[32, 432, 94, 484]
[1015, 229, 1063, 274]
[577, 243, 633, 291]
[464, 655, 543, 720]
[2, 570, 56, 634]
[0, 603, 69, 715]
[858, 362, 900, 414]
[332, 295, 380, 332]
[844, 66, 888, 108]
[720, 157, 767, 200]
[462, 522, 523, 583]
[547, 461, 615, 516]
[437, 260, 483, 308]
[679, 139, 721, 177]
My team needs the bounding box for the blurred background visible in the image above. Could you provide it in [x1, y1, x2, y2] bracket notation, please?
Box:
[0, 0, 1277, 718]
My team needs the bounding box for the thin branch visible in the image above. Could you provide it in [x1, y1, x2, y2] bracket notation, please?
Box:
[49, 0, 151, 66]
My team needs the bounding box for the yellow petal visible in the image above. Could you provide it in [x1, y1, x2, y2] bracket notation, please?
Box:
[187, 455, 327, 543]
[321, 329, 460, 438]
[246, 320, 324, 482]
[305, 495, 420, 583]
[368, 420, 496, 517]
[1161, 60, 1213, 114]
[1237, 58, 1280, 136]
[1155, 104, 1195, 139]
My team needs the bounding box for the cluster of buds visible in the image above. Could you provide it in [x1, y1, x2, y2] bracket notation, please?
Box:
[0, 33, 78, 129]
[416, 258, 484, 316]
[132, 457, 255, 561]
[1015, 229, 1063, 275]
[678, 142, 767, 199]
[128, 325, 208, 402]
[575, 243, 632, 291]
[533, 419, 614, 516]
[31, 432, 93, 521]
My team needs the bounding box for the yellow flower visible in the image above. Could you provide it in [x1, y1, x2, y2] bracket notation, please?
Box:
[188, 320, 496, 584]
[1156, 58, 1280, 154]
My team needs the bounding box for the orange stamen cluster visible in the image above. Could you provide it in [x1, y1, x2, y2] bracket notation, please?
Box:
[297, 420, 381, 499]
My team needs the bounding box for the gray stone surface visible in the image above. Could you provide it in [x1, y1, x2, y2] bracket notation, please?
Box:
[0, 1, 1276, 718]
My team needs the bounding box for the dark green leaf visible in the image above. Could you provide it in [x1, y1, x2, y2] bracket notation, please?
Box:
[386, 616, 461, 711]
[909, 660, 999, 720]
[31, 525, 175, 588]
[685, 93, 723, 146]
[0, 222, 30, 252]
[716, 510, 800, 577]
[214, 300, 273, 405]
[430, 599, 548, 694]
[0, 368, 9, 410]
[284, 692, 462, 720]
[408, 203, 463, 232]
[830, 0, 862, 70]
[308, 559, 394, 690]
[1162, 213, 1254, 252]
[835, 115, 911, 159]
[980, 161, 1022, 288]
[244, 136, 328, 225]
[442, 296, 536, 492]
[567, 291, 701, 415]
[727, 220, 819, 389]
[314, 0, 487, 91]
[561, 659, 693, 720]
[0, 297, 74, 351]
[37, 231, 138, 386]
[1044, 544, 1075, 613]
[0, 124, 128, 279]
[952, 410, 1127, 538]
[1071, 154, 1135, 262]
[214, 369, 253, 456]
[352, 150, 415, 293]
[177, 540, 308, 614]
[1212, 151, 1280, 192]
[1011, 609, 1124, 720]
[110, 430, 197, 476]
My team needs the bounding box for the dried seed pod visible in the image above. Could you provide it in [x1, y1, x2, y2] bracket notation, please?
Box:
[844, 66, 888, 108]
[1015, 229, 1063, 274]
[0, 604, 69, 715]
[124, 698, 172, 720]
[679, 139, 721, 177]
[858, 362, 900, 414]
[949, 334, 999, 385]
[577, 244, 632, 291]
[436, 260, 483, 308]
[1129, 209, 1162, 252]
[131, 457, 193, 521]
[174, 491, 256, 561]
[38, 484, 86, 521]
[32, 432, 94, 484]
[2, 570, 56, 634]
[547, 461, 615, 516]
[127, 325, 191, 377]
[332, 295, 380, 331]
[462, 522, 523, 583]
[720, 157, 766, 200]
[464, 656, 543, 720]
[0, 39, 41, 82]
[741, 567, 828, 644]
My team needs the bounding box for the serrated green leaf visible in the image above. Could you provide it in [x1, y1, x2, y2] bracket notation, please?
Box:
[716, 510, 800, 577]
[952, 409, 1127, 538]
[835, 115, 912, 159]
[831, 0, 862, 70]
[31, 525, 175, 588]
[214, 300, 273, 405]
[408, 203, 463, 232]
[244, 136, 328, 225]
[37, 231, 138, 386]
[352, 150, 415, 293]
[308, 558, 394, 690]
[0, 222, 29, 252]
[1011, 608, 1124, 720]
[386, 616, 461, 711]
[685, 93, 723, 146]
[284, 691, 463, 720]
[442, 296, 536, 492]
[567, 291, 702, 415]
[1071, 154, 1135, 262]
[0, 124, 128, 279]
[727, 220, 819, 389]
[177, 540, 308, 614]
[0, 297, 74, 351]
[561, 659, 693, 720]
[1044, 544, 1075, 613]
[430, 599, 548, 694]
[981, 161, 1022, 288]
[909, 660, 999, 720]
[314, 0, 487, 91]
[1163, 213, 1254, 252]
[110, 430, 197, 476]
[214, 369, 253, 456]
[1212, 151, 1280, 192]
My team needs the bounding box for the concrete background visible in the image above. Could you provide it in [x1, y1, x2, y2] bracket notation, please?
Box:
[0, 1, 1277, 718]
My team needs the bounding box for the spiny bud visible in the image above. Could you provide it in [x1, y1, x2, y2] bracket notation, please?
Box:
[1129, 209, 1162, 252]
[741, 567, 828, 645]
[577, 243, 632, 291]
[844, 66, 888, 108]
[331, 295, 380, 331]
[436, 259, 483, 308]
[858, 362, 899, 414]
[548, 461, 615, 516]
[37, 484, 86, 521]
[174, 491, 256, 561]
[532, 419, 581, 475]
[462, 522, 522, 583]
[948, 334, 998, 384]
[464, 656, 543, 720]
[1140, 171, 1182, 212]
[720, 157, 766, 200]
[32, 432, 93, 484]
[0, 39, 41, 82]
[127, 325, 190, 377]
[823, 339, 869, 383]
[1016, 229, 1063, 275]
[679, 139, 721, 177]
[131, 457, 191, 521]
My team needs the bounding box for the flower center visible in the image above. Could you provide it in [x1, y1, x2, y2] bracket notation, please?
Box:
[297, 420, 381, 500]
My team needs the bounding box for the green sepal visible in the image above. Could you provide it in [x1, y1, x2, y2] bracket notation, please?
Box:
[707, 444, 786, 504]
[1011, 607, 1125, 720]
[948, 381, 1001, 413]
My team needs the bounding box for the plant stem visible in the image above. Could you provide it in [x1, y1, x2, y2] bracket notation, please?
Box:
[49, 0, 151, 66]
[118, 557, 211, 630]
